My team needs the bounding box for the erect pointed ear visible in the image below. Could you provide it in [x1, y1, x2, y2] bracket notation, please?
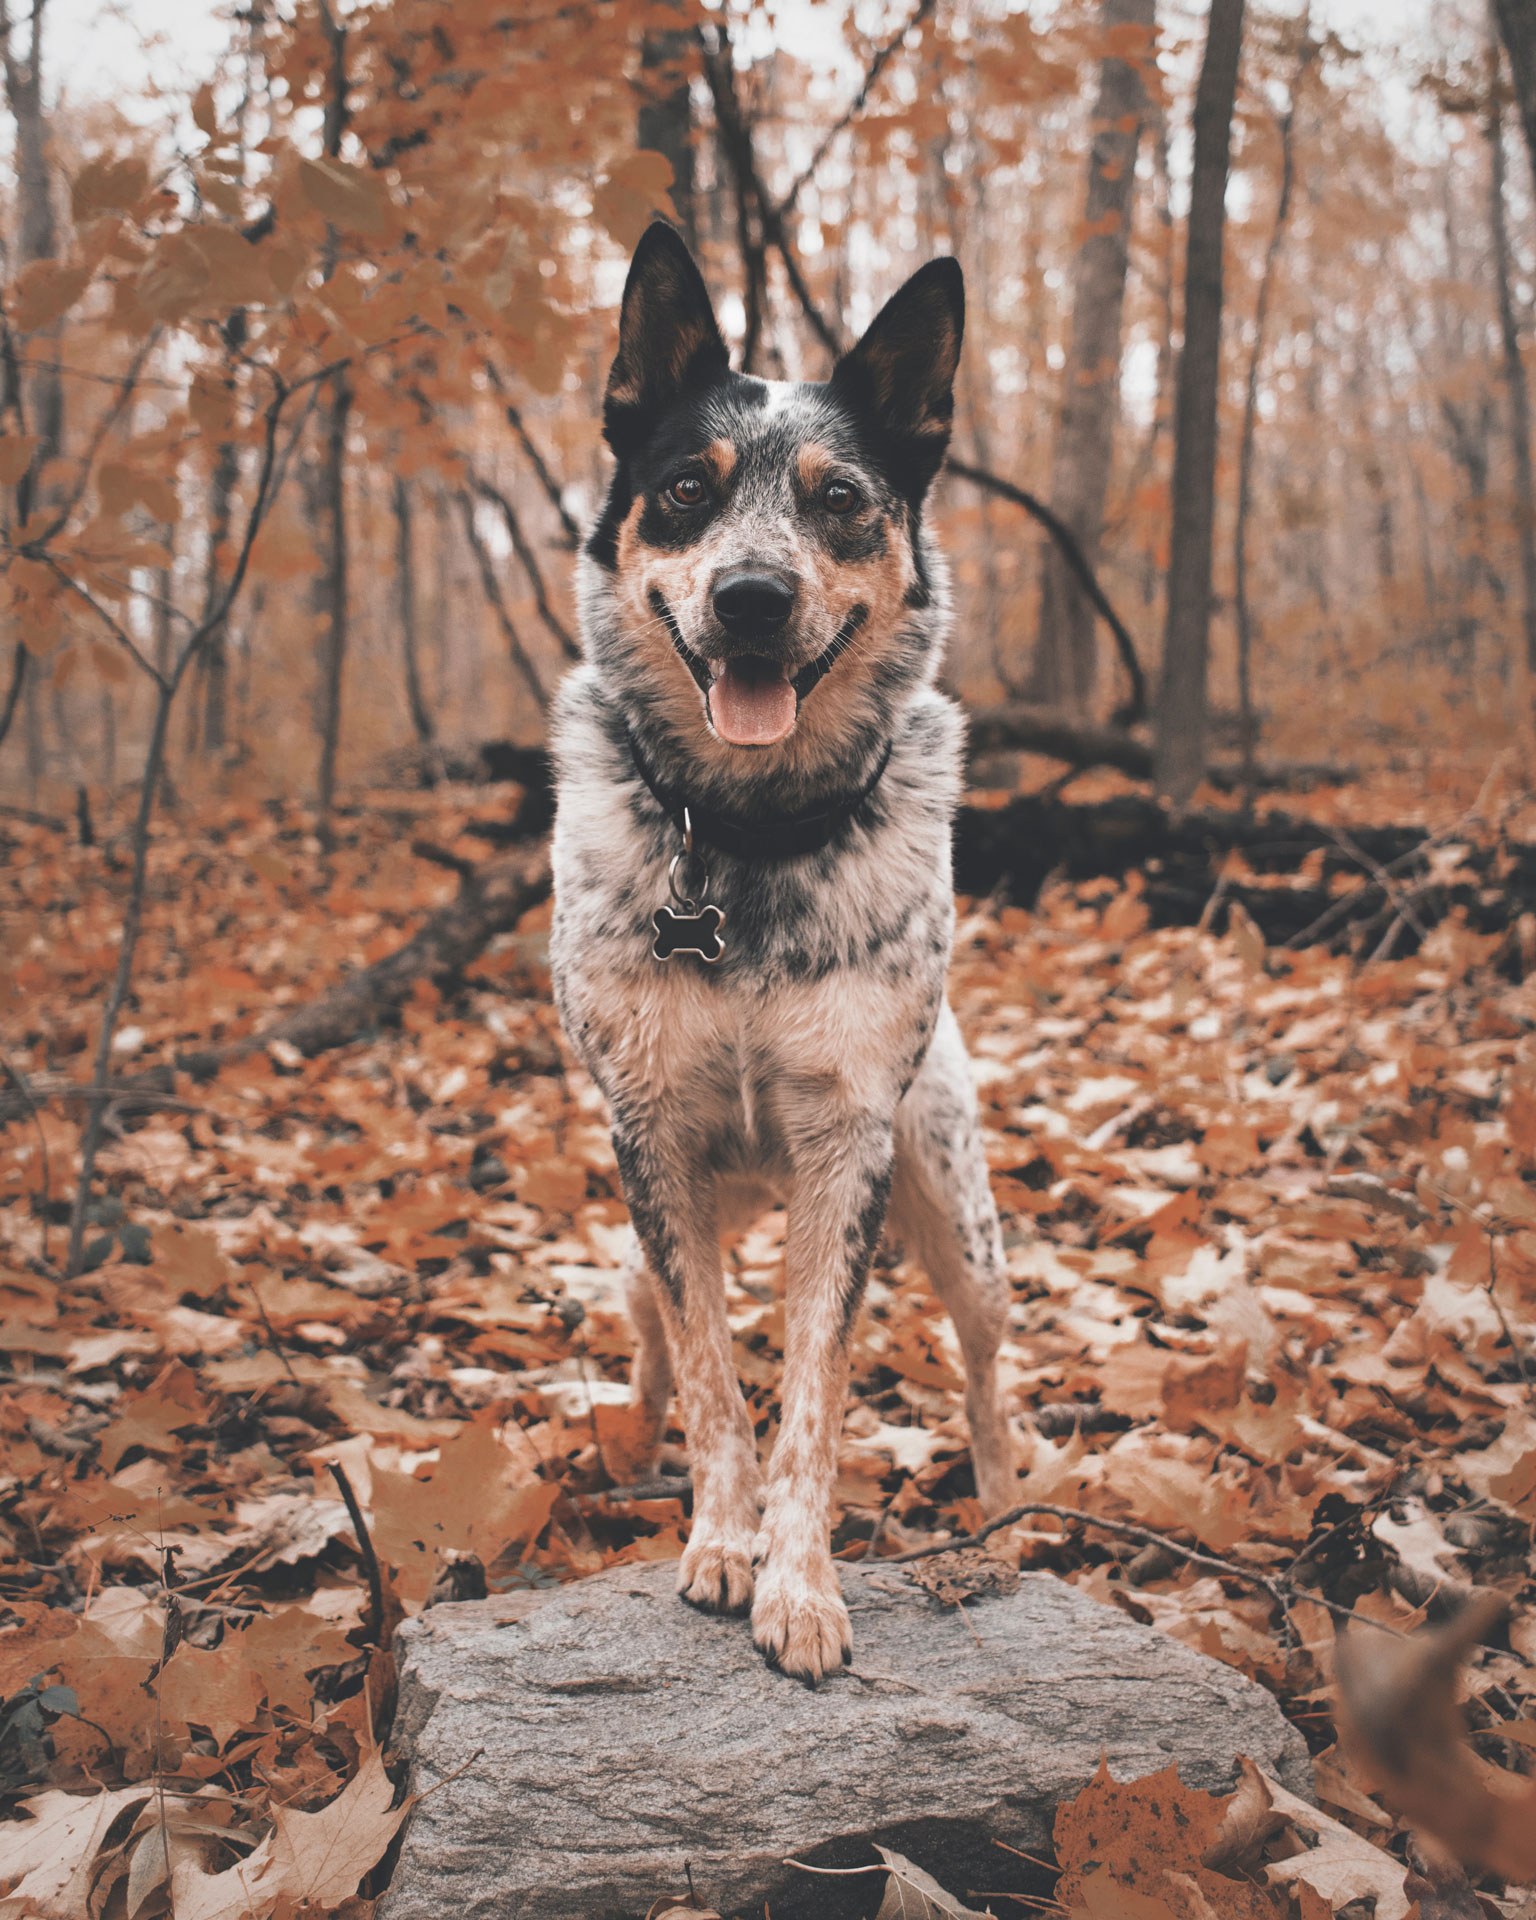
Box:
[830, 256, 964, 500]
[603, 222, 729, 458]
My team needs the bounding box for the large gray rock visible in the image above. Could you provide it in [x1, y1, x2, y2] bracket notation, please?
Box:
[382, 1561, 1311, 1920]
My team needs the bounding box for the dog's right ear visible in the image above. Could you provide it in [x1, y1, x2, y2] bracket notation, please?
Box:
[604, 223, 729, 458]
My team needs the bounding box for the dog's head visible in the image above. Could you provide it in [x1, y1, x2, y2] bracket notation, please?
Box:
[582, 223, 962, 773]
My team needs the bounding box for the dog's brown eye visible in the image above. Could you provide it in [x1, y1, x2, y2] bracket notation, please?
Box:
[823, 480, 859, 514]
[668, 475, 706, 507]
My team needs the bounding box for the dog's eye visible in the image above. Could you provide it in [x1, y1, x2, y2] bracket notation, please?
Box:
[667, 475, 707, 507]
[823, 480, 859, 515]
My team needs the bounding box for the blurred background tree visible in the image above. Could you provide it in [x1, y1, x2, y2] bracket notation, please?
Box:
[0, 0, 1525, 814]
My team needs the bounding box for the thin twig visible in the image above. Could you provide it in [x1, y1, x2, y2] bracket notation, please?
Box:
[469, 469, 578, 658]
[774, 0, 937, 221]
[1486, 1233, 1535, 1403]
[884, 1500, 1397, 1634]
[331, 1461, 387, 1647]
[66, 375, 301, 1274]
[457, 488, 553, 708]
[1325, 823, 1430, 942]
[245, 1272, 302, 1388]
[480, 365, 582, 547]
[23, 330, 160, 551]
[575, 1475, 692, 1505]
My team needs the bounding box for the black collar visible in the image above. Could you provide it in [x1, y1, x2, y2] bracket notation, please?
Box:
[624, 725, 894, 862]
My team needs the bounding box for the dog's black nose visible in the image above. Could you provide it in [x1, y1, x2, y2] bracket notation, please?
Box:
[712, 570, 797, 638]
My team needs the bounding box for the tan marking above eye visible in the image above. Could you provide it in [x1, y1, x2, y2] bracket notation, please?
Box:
[700, 439, 737, 483]
[796, 443, 837, 491]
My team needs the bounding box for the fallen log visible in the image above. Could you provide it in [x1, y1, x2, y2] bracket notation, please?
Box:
[954, 789, 1535, 952]
[129, 781, 1522, 1087]
[965, 702, 1357, 792]
[166, 843, 552, 1075]
[256, 843, 551, 1057]
[441, 720, 1354, 809]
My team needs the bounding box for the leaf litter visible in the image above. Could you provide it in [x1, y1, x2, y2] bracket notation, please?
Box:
[4, 774, 1536, 1913]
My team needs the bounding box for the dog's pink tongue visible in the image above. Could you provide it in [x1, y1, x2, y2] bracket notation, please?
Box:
[708, 660, 797, 746]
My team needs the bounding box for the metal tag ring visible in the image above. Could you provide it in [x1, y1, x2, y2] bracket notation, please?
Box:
[668, 805, 708, 908]
[668, 849, 708, 911]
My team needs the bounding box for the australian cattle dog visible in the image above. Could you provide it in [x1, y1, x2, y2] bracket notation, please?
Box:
[549, 222, 1018, 1682]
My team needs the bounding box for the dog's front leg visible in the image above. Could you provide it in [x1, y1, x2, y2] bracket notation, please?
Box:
[751, 1106, 893, 1682]
[611, 1119, 763, 1613]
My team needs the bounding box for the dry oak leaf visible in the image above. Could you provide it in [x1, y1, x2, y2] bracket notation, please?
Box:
[1336, 1587, 1536, 1882]
[0, 1785, 150, 1918]
[71, 154, 148, 220]
[152, 1221, 235, 1298]
[97, 1363, 209, 1472]
[168, 1749, 410, 1919]
[1253, 1761, 1415, 1920]
[235, 1603, 359, 1715]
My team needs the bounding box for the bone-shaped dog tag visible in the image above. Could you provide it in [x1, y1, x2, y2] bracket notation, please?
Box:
[652, 903, 725, 963]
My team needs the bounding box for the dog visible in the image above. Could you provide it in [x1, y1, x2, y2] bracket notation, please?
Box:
[549, 222, 1017, 1682]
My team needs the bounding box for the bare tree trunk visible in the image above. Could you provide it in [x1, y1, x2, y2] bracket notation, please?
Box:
[1234, 19, 1312, 802]
[1489, 17, 1536, 674]
[314, 368, 350, 826]
[314, 0, 349, 838]
[1026, 0, 1155, 715]
[394, 473, 437, 771]
[201, 430, 240, 754]
[1493, 0, 1536, 189]
[1153, 0, 1246, 806]
[639, 8, 696, 248]
[1, 0, 59, 791]
[1, 0, 60, 482]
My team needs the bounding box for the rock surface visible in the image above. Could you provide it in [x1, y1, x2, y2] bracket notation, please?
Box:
[381, 1560, 1312, 1920]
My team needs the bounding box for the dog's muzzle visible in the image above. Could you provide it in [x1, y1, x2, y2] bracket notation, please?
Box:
[648, 588, 869, 749]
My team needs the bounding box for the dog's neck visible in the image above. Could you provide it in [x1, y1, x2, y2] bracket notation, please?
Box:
[622, 720, 895, 862]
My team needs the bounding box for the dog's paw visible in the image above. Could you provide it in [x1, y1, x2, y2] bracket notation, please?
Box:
[750, 1558, 852, 1684]
[677, 1529, 755, 1613]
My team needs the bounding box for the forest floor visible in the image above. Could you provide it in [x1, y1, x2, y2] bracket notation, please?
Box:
[2, 757, 1536, 1918]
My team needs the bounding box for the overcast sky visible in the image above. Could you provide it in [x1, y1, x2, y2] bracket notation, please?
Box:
[40, 0, 1442, 117]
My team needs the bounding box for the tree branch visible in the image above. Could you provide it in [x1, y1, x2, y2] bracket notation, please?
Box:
[774, 0, 936, 222]
[456, 489, 554, 709]
[469, 469, 578, 658]
[946, 458, 1149, 726]
[480, 363, 583, 548]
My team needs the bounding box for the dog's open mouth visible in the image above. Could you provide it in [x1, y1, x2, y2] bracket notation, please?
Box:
[707, 656, 797, 747]
[647, 590, 871, 749]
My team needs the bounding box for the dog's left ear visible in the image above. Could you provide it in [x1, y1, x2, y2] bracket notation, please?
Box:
[604, 222, 730, 458]
[831, 256, 963, 500]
